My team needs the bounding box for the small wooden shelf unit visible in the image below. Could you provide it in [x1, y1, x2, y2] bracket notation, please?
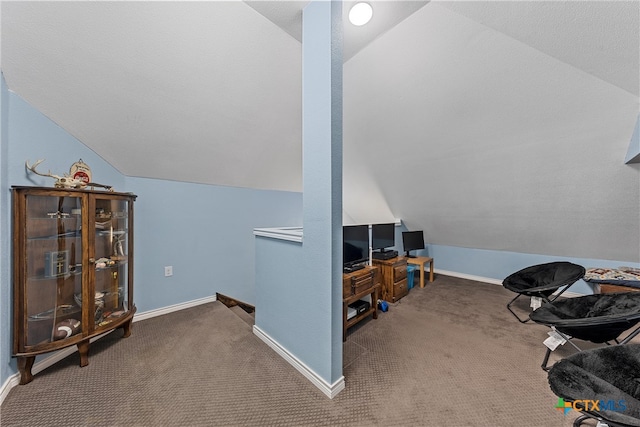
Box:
[342, 266, 381, 341]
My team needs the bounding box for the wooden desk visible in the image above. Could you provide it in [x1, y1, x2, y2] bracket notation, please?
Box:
[343, 266, 380, 341]
[406, 256, 434, 288]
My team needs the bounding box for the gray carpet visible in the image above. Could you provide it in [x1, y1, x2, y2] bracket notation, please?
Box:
[2, 274, 624, 426]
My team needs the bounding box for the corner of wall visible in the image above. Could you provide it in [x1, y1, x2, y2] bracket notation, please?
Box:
[0, 71, 14, 395]
[624, 114, 640, 164]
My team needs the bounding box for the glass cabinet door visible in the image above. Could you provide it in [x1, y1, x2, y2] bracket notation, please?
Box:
[91, 197, 131, 332]
[24, 194, 84, 347]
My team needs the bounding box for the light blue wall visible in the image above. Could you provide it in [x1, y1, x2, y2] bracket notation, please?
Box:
[351, 223, 634, 297]
[408, 240, 640, 295]
[254, 236, 305, 345]
[3, 86, 128, 381]
[253, 1, 343, 387]
[126, 176, 302, 311]
[301, 1, 344, 384]
[6, 92, 125, 190]
[0, 86, 302, 388]
[1, 74, 12, 387]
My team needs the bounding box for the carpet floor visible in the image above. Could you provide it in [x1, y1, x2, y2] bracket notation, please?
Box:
[2, 274, 632, 426]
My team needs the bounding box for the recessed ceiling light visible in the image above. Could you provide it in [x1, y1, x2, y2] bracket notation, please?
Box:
[349, 2, 373, 26]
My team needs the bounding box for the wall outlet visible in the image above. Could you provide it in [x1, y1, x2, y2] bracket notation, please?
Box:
[164, 266, 173, 277]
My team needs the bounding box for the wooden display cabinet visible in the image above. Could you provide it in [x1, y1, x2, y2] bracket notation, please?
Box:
[12, 186, 137, 384]
[372, 256, 408, 303]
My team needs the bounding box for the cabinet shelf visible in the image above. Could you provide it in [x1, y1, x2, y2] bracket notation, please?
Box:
[26, 230, 81, 241]
[27, 269, 83, 281]
[28, 304, 81, 320]
[12, 186, 137, 384]
[345, 306, 377, 330]
[28, 216, 80, 221]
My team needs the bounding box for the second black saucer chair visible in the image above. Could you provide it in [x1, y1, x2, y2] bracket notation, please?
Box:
[547, 344, 640, 427]
[503, 261, 586, 323]
[529, 291, 640, 370]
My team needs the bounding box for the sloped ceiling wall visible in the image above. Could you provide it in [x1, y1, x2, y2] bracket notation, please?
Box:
[2, 1, 639, 262]
[344, 2, 639, 261]
[1, 1, 303, 191]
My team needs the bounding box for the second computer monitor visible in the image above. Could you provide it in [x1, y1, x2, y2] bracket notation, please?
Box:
[371, 223, 395, 252]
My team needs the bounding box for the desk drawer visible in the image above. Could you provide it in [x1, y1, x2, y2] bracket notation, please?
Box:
[352, 272, 374, 295]
[343, 270, 374, 298]
[393, 264, 407, 281]
[393, 278, 408, 301]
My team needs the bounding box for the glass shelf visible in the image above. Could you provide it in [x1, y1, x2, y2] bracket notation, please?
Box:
[27, 230, 81, 241]
[27, 269, 83, 281]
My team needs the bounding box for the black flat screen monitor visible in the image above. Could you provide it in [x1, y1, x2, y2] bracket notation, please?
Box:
[371, 223, 395, 252]
[343, 225, 369, 268]
[402, 230, 425, 258]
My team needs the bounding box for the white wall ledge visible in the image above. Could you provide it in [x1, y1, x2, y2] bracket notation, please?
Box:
[253, 227, 303, 243]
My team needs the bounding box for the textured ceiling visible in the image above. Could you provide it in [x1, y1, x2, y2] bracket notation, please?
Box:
[1, 0, 428, 191]
[2, 1, 305, 191]
[2, 1, 639, 261]
[2, 1, 637, 192]
[438, 0, 639, 96]
[343, 1, 639, 261]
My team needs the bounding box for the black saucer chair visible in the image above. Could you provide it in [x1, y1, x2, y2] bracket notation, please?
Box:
[529, 292, 640, 370]
[547, 344, 640, 427]
[503, 261, 586, 323]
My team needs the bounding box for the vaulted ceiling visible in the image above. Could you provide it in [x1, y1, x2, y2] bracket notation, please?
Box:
[1, 0, 430, 191]
[2, 1, 639, 262]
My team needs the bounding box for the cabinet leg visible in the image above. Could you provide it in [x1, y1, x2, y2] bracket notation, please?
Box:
[121, 318, 133, 338]
[343, 302, 347, 342]
[372, 288, 379, 320]
[78, 341, 90, 367]
[17, 356, 35, 385]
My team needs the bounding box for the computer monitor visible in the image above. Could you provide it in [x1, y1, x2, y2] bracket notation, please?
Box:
[343, 225, 369, 270]
[402, 230, 424, 258]
[371, 223, 395, 253]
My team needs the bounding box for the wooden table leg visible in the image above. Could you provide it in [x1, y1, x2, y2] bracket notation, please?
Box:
[121, 318, 133, 338]
[78, 340, 90, 367]
[429, 259, 434, 282]
[17, 356, 35, 385]
[372, 287, 378, 319]
[420, 262, 425, 288]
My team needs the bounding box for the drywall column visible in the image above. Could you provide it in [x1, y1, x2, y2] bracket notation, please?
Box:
[302, 1, 344, 387]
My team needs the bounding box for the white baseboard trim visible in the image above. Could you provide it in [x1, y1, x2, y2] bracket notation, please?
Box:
[435, 268, 504, 286]
[0, 374, 19, 405]
[435, 268, 586, 298]
[132, 295, 217, 323]
[0, 294, 218, 406]
[252, 325, 345, 399]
